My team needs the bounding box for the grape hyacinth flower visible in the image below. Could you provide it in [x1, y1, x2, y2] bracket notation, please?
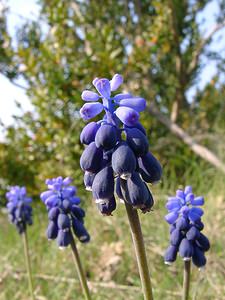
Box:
[80, 74, 162, 217]
[6, 186, 35, 300]
[6, 186, 33, 234]
[80, 74, 161, 300]
[164, 186, 210, 300]
[40, 176, 90, 247]
[40, 177, 91, 300]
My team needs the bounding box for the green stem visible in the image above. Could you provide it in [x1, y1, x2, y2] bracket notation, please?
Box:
[70, 235, 92, 300]
[22, 230, 35, 300]
[120, 179, 154, 300]
[124, 201, 154, 300]
[182, 260, 191, 300]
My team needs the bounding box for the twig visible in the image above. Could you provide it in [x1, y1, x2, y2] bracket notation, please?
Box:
[147, 103, 225, 174]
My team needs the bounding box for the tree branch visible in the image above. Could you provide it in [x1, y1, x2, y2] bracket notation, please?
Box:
[147, 103, 225, 174]
[188, 21, 225, 75]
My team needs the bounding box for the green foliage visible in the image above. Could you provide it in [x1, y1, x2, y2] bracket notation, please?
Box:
[0, 0, 224, 195]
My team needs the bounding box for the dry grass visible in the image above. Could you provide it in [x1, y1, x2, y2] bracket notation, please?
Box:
[0, 184, 224, 300]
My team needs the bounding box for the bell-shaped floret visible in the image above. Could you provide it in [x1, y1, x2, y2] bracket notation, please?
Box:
[80, 122, 100, 145]
[72, 218, 90, 243]
[97, 196, 117, 216]
[176, 216, 189, 230]
[115, 107, 139, 126]
[95, 78, 111, 98]
[138, 152, 162, 183]
[95, 123, 118, 150]
[165, 211, 179, 224]
[46, 221, 58, 240]
[80, 102, 104, 120]
[164, 245, 178, 265]
[186, 226, 200, 241]
[196, 233, 210, 252]
[71, 205, 85, 220]
[119, 97, 146, 112]
[92, 166, 114, 203]
[192, 245, 207, 268]
[80, 142, 103, 173]
[125, 172, 150, 208]
[57, 230, 72, 248]
[112, 142, 136, 179]
[126, 128, 149, 156]
[179, 238, 194, 260]
[170, 229, 183, 247]
[83, 171, 96, 191]
[57, 213, 71, 230]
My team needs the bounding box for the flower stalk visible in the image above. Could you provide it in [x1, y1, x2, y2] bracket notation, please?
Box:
[22, 230, 35, 300]
[124, 201, 154, 300]
[70, 235, 91, 300]
[182, 260, 191, 300]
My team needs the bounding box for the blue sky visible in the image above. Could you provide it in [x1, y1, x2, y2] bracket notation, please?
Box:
[0, 0, 224, 139]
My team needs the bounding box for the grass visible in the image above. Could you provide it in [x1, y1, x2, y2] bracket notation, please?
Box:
[0, 179, 224, 300]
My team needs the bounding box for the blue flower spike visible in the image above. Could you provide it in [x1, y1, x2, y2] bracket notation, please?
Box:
[40, 177, 90, 249]
[79, 74, 162, 215]
[6, 186, 33, 234]
[164, 186, 210, 269]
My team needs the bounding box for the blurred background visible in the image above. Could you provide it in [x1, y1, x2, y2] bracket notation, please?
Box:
[0, 0, 224, 299]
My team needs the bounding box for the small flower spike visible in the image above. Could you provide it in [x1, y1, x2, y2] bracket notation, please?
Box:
[6, 186, 33, 234]
[164, 186, 210, 268]
[40, 177, 90, 248]
[79, 74, 162, 215]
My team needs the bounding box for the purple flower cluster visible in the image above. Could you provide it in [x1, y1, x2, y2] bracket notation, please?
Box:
[79, 74, 162, 215]
[164, 186, 210, 268]
[6, 186, 33, 234]
[40, 177, 90, 248]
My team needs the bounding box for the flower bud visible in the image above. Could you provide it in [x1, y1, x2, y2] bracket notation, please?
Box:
[115, 107, 139, 126]
[170, 229, 183, 246]
[119, 97, 146, 112]
[110, 74, 123, 91]
[196, 233, 210, 252]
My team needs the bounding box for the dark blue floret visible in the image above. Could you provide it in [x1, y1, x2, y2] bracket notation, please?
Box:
[80, 142, 103, 173]
[92, 166, 114, 203]
[170, 229, 183, 246]
[192, 245, 206, 268]
[57, 230, 72, 248]
[95, 123, 118, 150]
[72, 218, 90, 243]
[179, 238, 194, 260]
[138, 152, 162, 183]
[164, 245, 178, 264]
[46, 221, 58, 240]
[126, 127, 149, 156]
[97, 196, 117, 216]
[196, 233, 210, 252]
[80, 121, 100, 145]
[112, 142, 136, 179]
